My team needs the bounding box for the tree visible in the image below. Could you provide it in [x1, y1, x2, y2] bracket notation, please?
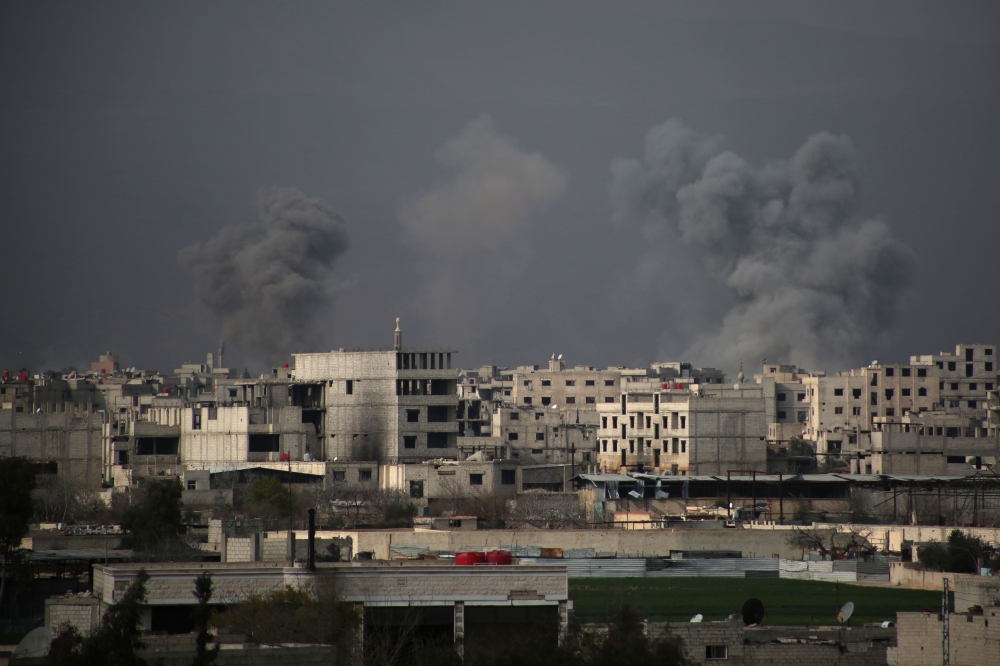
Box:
[120, 479, 187, 556]
[786, 526, 875, 560]
[191, 573, 219, 666]
[0, 458, 36, 610]
[51, 568, 150, 666]
[244, 476, 293, 521]
[918, 529, 1000, 573]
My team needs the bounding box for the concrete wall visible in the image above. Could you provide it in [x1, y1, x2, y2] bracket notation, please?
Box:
[0, 408, 104, 485]
[45, 596, 100, 635]
[893, 608, 1000, 666]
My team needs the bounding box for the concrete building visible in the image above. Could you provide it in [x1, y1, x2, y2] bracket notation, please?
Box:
[293, 321, 460, 464]
[509, 356, 621, 409]
[492, 404, 598, 466]
[595, 383, 768, 475]
[381, 458, 520, 510]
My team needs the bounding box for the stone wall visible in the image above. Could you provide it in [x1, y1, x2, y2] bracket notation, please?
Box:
[45, 596, 100, 635]
[893, 608, 1000, 666]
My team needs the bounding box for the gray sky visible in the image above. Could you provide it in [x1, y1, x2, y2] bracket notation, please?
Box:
[2, 1, 998, 375]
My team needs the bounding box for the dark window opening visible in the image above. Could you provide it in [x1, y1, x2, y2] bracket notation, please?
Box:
[359, 469, 372, 482]
[535, 432, 545, 441]
[469, 473, 483, 486]
[249, 434, 280, 452]
[407, 409, 420, 423]
[346, 380, 353, 395]
[427, 406, 449, 422]
[917, 368, 927, 377]
[136, 437, 179, 456]
[427, 432, 449, 448]
[404, 436, 416, 449]
[501, 470, 516, 485]
[833, 388, 844, 396]
[410, 481, 423, 498]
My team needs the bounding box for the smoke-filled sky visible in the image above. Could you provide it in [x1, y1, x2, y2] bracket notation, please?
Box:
[2, 2, 998, 376]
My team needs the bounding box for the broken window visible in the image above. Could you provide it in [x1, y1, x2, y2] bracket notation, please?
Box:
[966, 348, 975, 361]
[332, 470, 346, 481]
[948, 361, 956, 372]
[870, 374, 878, 386]
[681, 440, 686, 453]
[918, 387, 927, 397]
[672, 438, 679, 454]
[612, 440, 618, 452]
[885, 368, 894, 377]
[523, 397, 532, 405]
[951, 383, 959, 390]
[797, 393, 805, 401]
[602, 416, 607, 428]
[602, 441, 607, 452]
[427, 406, 449, 422]
[410, 481, 423, 498]
[885, 389, 894, 399]
[966, 364, 974, 377]
[870, 392, 878, 406]
[918, 368, 927, 377]
[523, 380, 531, 387]
[508, 432, 519, 441]
[192, 409, 202, 430]
[706, 645, 728, 660]
[885, 408, 895, 417]
[359, 469, 372, 482]
[565, 380, 576, 387]
[970, 383, 977, 391]
[541, 397, 551, 406]
[427, 432, 449, 448]
[902, 368, 911, 377]
[968, 400, 977, 409]
[680, 416, 686, 429]
[987, 362, 994, 371]
[852, 389, 862, 399]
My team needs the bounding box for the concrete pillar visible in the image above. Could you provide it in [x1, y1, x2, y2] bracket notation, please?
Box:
[355, 602, 365, 663]
[558, 600, 568, 645]
[454, 601, 465, 659]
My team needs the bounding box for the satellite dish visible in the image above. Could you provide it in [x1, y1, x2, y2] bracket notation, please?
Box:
[741, 598, 765, 626]
[690, 614, 703, 623]
[880, 620, 895, 628]
[12, 627, 52, 659]
[557, 354, 563, 360]
[838, 602, 855, 624]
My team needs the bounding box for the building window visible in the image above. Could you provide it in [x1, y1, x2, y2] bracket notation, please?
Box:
[777, 393, 786, 402]
[404, 436, 416, 449]
[410, 481, 424, 498]
[948, 362, 956, 371]
[469, 473, 483, 485]
[986, 383, 994, 391]
[988, 362, 995, 371]
[885, 389, 894, 399]
[834, 407, 843, 414]
[885, 408, 895, 417]
[359, 469, 372, 482]
[523, 380, 531, 387]
[449, 519, 463, 528]
[586, 396, 596, 404]
[777, 411, 786, 419]
[536, 432, 545, 441]
[969, 400, 977, 409]
[833, 388, 844, 397]
[681, 441, 686, 453]
[970, 383, 977, 391]
[407, 409, 419, 423]
[523, 397, 532, 405]
[605, 397, 615, 403]
[585, 380, 595, 386]
[852, 389, 862, 399]
[508, 433, 519, 441]
[947, 456, 966, 464]
[541, 380, 551, 387]
[187, 480, 197, 490]
[918, 387, 927, 396]
[510, 412, 519, 421]
[612, 440, 618, 452]
[541, 397, 551, 406]
[885, 367, 894, 377]
[565, 380, 576, 387]
[951, 383, 959, 390]
[602, 417, 607, 428]
[192, 409, 202, 430]
[566, 397, 576, 404]
[501, 470, 516, 485]
[332, 471, 346, 481]
[901, 388, 910, 397]
[706, 645, 728, 660]
[918, 368, 927, 377]
[870, 392, 878, 406]
[602, 441, 607, 452]
[605, 379, 615, 386]
[346, 380, 353, 395]
[428, 432, 449, 448]
[853, 407, 861, 416]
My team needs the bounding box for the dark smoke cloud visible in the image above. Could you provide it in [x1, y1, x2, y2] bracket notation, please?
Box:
[179, 187, 349, 359]
[399, 115, 566, 349]
[610, 119, 914, 371]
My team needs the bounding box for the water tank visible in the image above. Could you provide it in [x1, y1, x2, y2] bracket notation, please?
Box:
[486, 550, 512, 565]
[455, 551, 487, 566]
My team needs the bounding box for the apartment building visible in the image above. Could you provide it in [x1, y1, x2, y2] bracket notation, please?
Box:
[509, 356, 620, 409]
[293, 321, 460, 464]
[491, 404, 598, 465]
[595, 382, 768, 475]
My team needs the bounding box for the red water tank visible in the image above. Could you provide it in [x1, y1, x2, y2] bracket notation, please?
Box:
[486, 550, 512, 565]
[661, 383, 668, 389]
[455, 551, 487, 566]
[279, 453, 290, 461]
[675, 383, 682, 390]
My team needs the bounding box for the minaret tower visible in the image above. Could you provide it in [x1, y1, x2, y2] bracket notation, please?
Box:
[394, 317, 402, 351]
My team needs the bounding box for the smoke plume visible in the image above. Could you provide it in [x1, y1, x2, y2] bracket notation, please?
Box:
[179, 187, 350, 359]
[400, 115, 566, 349]
[610, 119, 913, 371]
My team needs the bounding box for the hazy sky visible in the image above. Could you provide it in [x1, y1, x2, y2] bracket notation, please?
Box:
[2, 1, 998, 376]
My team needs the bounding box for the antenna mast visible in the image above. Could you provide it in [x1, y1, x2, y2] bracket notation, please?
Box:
[942, 577, 950, 666]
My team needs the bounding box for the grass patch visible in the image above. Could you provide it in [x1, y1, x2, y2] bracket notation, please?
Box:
[570, 578, 946, 626]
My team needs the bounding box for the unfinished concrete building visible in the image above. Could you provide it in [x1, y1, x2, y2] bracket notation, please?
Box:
[596, 382, 768, 475]
[293, 320, 460, 464]
[492, 404, 598, 466]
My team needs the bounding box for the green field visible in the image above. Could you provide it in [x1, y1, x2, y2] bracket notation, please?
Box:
[570, 578, 946, 626]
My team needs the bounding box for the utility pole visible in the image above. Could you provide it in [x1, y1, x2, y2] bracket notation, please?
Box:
[942, 577, 950, 666]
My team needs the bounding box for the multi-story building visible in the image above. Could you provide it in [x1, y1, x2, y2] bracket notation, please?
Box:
[509, 357, 620, 409]
[491, 404, 598, 466]
[595, 382, 768, 475]
[293, 320, 460, 464]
